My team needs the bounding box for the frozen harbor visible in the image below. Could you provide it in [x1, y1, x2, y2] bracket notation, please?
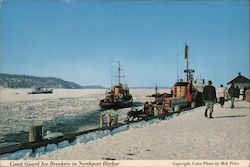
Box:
[0, 88, 159, 144]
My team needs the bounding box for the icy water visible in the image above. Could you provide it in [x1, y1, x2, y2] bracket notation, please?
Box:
[0, 106, 142, 144]
[0, 88, 160, 144]
[0, 110, 100, 144]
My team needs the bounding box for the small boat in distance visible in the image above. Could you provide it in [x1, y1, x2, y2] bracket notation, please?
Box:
[28, 86, 53, 94]
[99, 62, 133, 110]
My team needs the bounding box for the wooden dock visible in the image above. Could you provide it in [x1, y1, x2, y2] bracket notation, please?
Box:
[0, 112, 177, 155]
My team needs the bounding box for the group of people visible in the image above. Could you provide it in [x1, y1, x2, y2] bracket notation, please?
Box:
[202, 81, 246, 119]
[217, 83, 241, 108]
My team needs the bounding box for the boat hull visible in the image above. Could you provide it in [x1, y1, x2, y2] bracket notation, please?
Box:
[28, 88, 53, 94]
[28, 91, 53, 94]
[99, 96, 133, 110]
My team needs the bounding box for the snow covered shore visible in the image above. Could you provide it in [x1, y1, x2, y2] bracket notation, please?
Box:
[29, 101, 249, 160]
[0, 89, 249, 160]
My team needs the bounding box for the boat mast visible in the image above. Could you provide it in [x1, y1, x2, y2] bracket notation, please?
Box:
[184, 43, 195, 82]
[110, 68, 113, 88]
[185, 43, 189, 82]
[177, 53, 179, 82]
[117, 61, 125, 85]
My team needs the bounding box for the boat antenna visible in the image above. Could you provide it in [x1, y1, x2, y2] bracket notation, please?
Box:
[117, 61, 125, 85]
[185, 43, 189, 82]
[177, 53, 179, 82]
[110, 67, 113, 88]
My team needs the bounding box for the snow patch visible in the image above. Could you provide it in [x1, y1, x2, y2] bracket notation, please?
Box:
[0, 149, 32, 160]
[57, 140, 70, 149]
[76, 130, 110, 144]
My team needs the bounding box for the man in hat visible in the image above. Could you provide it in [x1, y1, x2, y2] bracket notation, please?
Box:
[203, 80, 217, 119]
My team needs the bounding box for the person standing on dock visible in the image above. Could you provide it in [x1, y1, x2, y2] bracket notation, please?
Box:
[203, 80, 217, 119]
[218, 84, 226, 107]
[235, 86, 240, 100]
[228, 83, 237, 108]
[243, 86, 247, 100]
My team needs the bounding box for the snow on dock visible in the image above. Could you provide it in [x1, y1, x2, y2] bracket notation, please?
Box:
[0, 89, 249, 160]
[30, 101, 249, 160]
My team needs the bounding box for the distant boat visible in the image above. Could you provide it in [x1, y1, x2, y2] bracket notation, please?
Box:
[99, 62, 133, 110]
[28, 86, 53, 94]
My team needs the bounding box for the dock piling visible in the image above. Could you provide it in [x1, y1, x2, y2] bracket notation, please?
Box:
[29, 125, 43, 142]
[191, 102, 196, 108]
[112, 115, 118, 126]
[106, 113, 111, 127]
[99, 112, 104, 128]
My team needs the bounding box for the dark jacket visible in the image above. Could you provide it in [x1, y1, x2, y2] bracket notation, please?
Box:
[203, 85, 217, 101]
[228, 86, 237, 97]
[235, 87, 240, 98]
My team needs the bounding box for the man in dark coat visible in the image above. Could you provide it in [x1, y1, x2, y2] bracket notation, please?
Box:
[235, 86, 240, 99]
[228, 83, 237, 108]
[243, 86, 247, 100]
[203, 80, 217, 119]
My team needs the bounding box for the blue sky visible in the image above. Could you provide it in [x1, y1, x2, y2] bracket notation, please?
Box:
[0, 0, 249, 87]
